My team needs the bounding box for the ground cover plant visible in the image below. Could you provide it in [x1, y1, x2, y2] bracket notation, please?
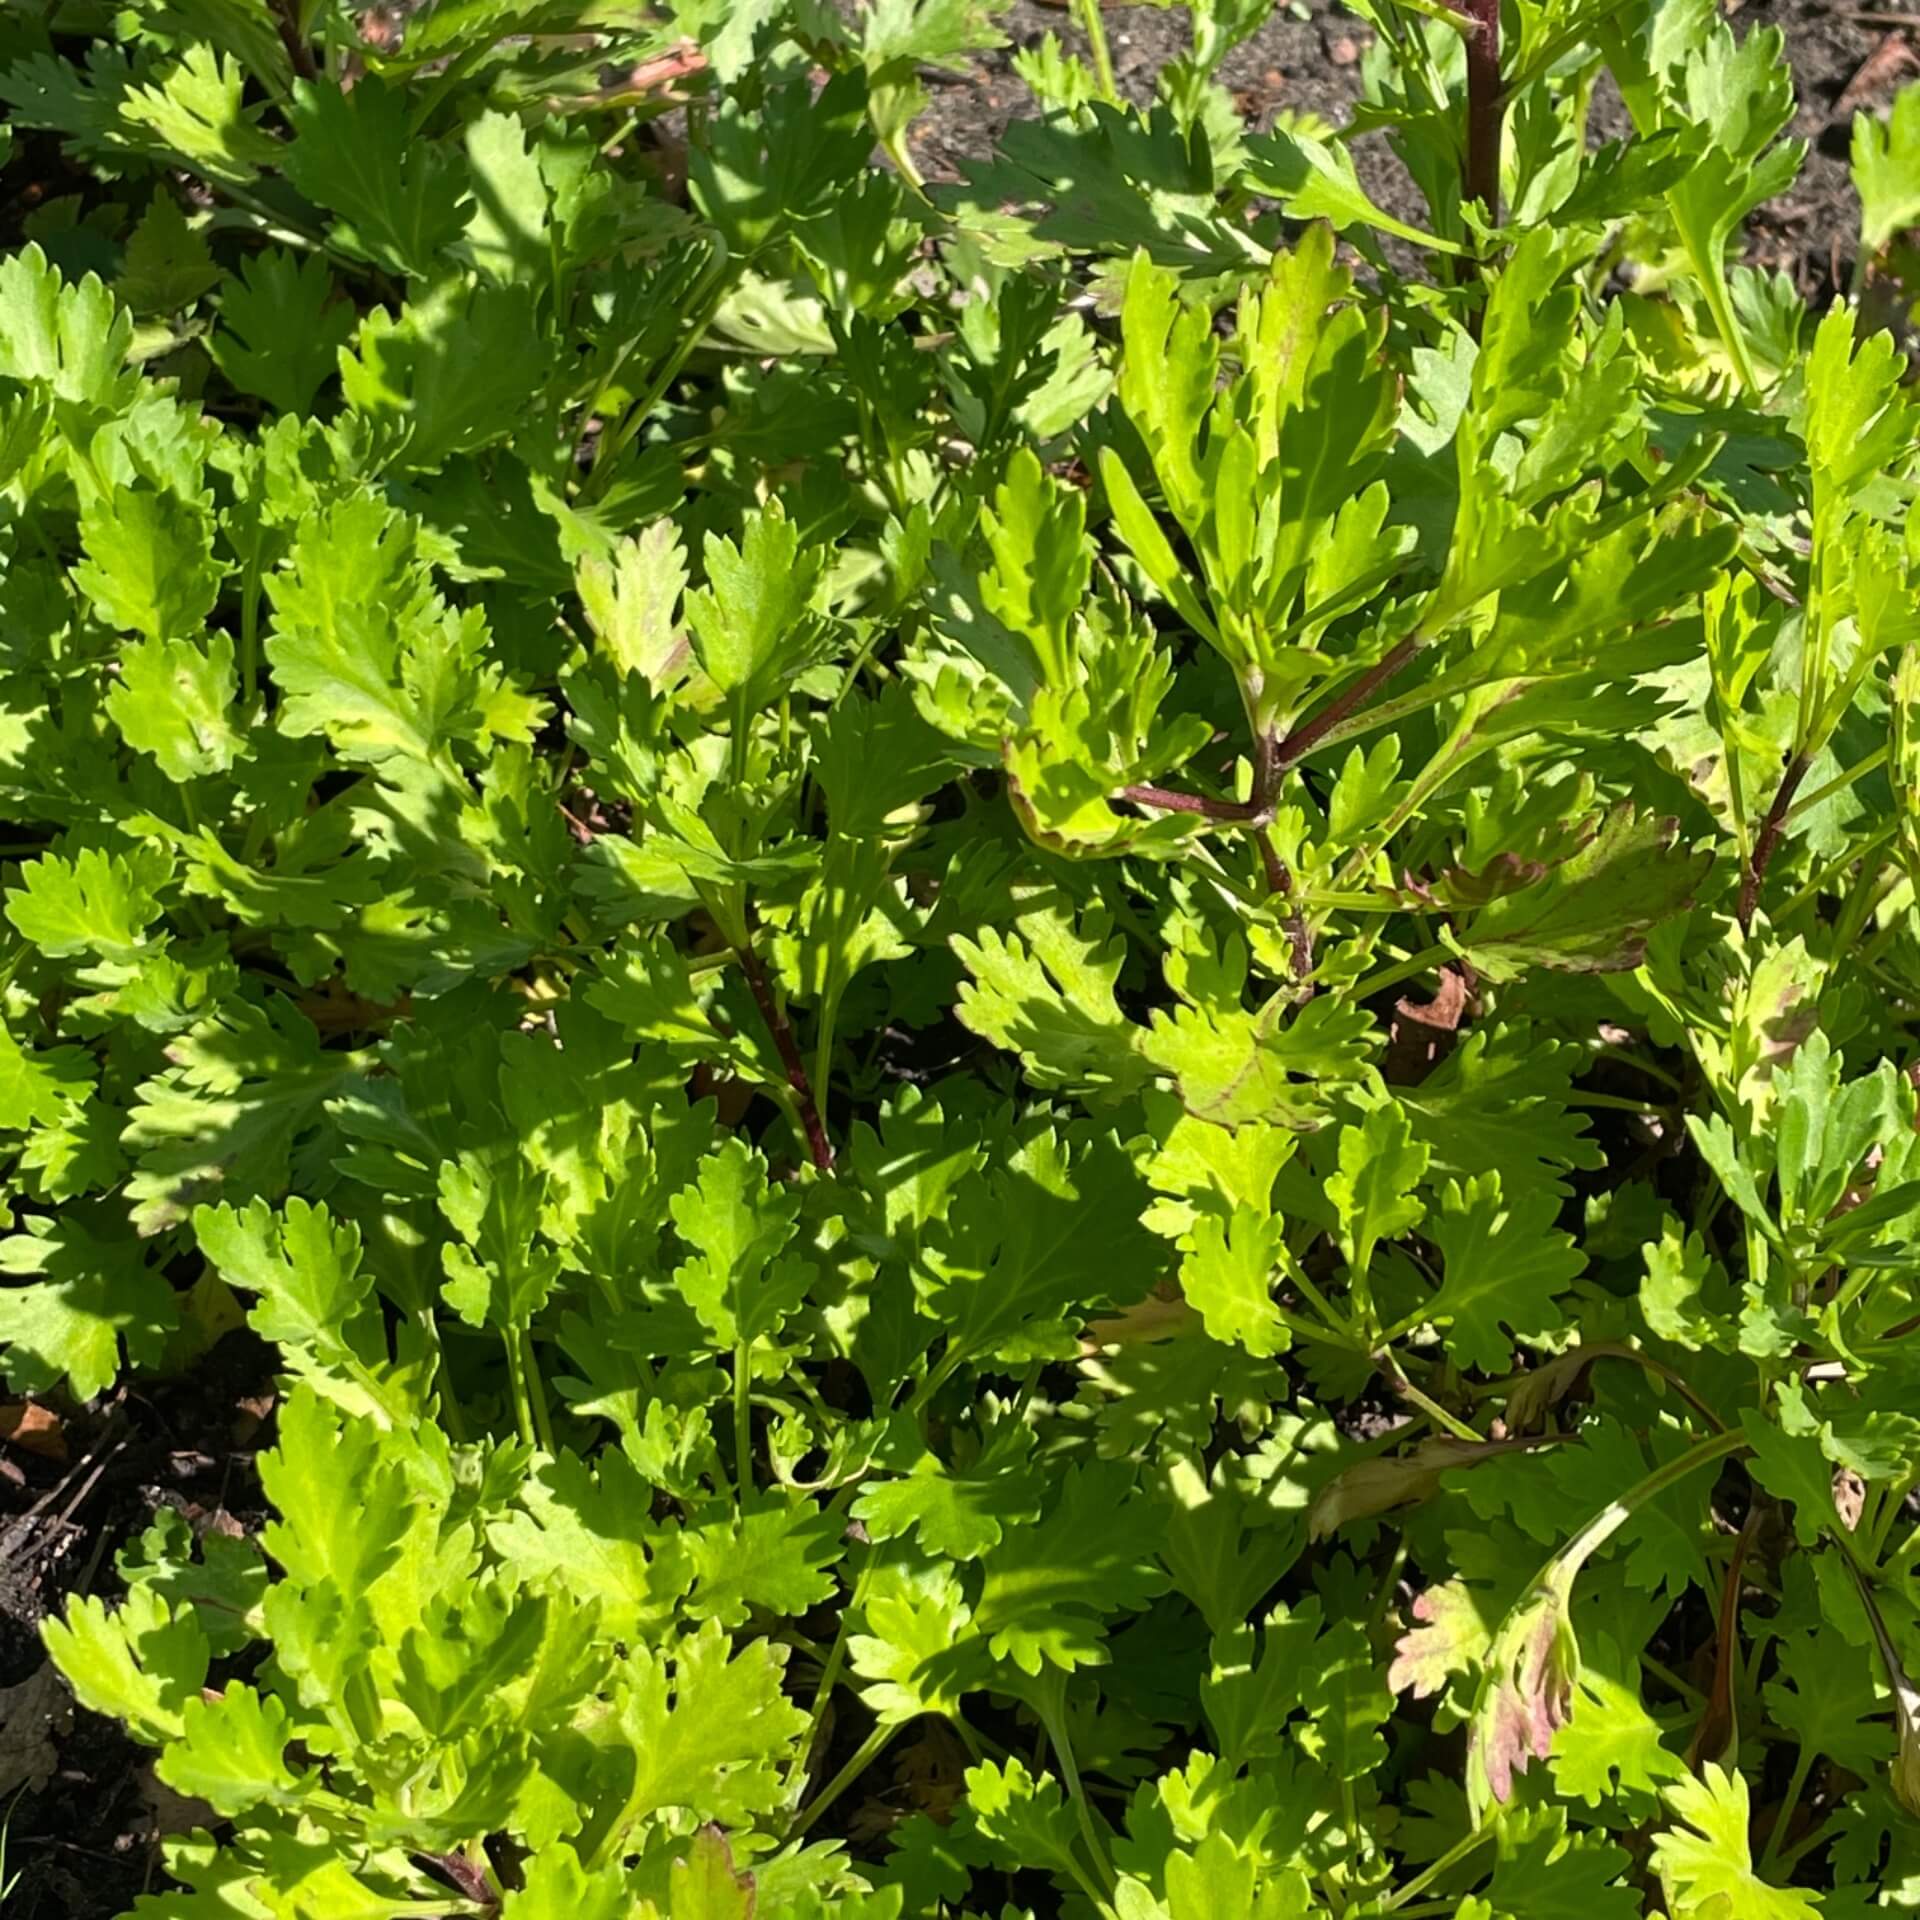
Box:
[3, 0, 1920, 1913]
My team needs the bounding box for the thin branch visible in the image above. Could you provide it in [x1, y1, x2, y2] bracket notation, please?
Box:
[1461, 0, 1502, 222]
[737, 932, 834, 1172]
[1120, 782, 1265, 821]
[272, 0, 318, 80]
[1273, 634, 1423, 773]
[1738, 752, 1811, 931]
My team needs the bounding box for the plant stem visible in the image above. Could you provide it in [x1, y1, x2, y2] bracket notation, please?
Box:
[734, 1337, 755, 1497]
[1759, 1742, 1815, 1871]
[795, 1545, 873, 1800]
[1558, 1426, 1750, 1573]
[1385, 1822, 1497, 1910]
[503, 1331, 536, 1447]
[1460, 0, 1503, 222]
[1383, 1358, 1483, 1443]
[1788, 744, 1887, 821]
[1074, 0, 1120, 103]
[1351, 942, 1451, 1002]
[787, 1721, 897, 1842]
[1738, 752, 1811, 930]
[516, 1327, 555, 1453]
[1121, 782, 1264, 821]
[1274, 634, 1423, 774]
[736, 929, 834, 1171]
[1037, 1682, 1115, 1895]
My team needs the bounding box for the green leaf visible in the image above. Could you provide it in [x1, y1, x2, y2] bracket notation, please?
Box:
[338, 277, 546, 473]
[1651, 1764, 1822, 1918]
[849, 1559, 986, 1722]
[43, 1587, 209, 1745]
[108, 633, 244, 781]
[1487, 1806, 1640, 1920]
[1740, 1410, 1841, 1547]
[0, 1021, 92, 1132]
[597, 1619, 808, 1839]
[487, 1449, 693, 1643]
[156, 1687, 305, 1815]
[74, 482, 222, 644]
[1449, 808, 1712, 982]
[1853, 85, 1920, 256]
[1423, 1173, 1585, 1373]
[0, 243, 138, 413]
[123, 1000, 361, 1233]
[0, 1209, 178, 1399]
[684, 504, 830, 705]
[1179, 1205, 1292, 1359]
[919, 1120, 1157, 1366]
[955, 902, 1152, 1103]
[973, 1460, 1167, 1673]
[462, 110, 555, 287]
[282, 76, 469, 278]
[1326, 1100, 1428, 1285]
[116, 193, 220, 316]
[206, 249, 355, 415]
[853, 1414, 1045, 1560]
[684, 1494, 844, 1627]
[575, 522, 689, 689]
[5, 846, 168, 965]
[963, 1754, 1090, 1880]
[264, 495, 531, 767]
[502, 1844, 636, 1920]
[667, 1136, 808, 1349]
[1242, 122, 1461, 252]
[1801, 300, 1917, 507]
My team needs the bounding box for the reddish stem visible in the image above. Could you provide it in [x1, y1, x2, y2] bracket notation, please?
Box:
[1462, 0, 1502, 222]
[1737, 753, 1810, 932]
[737, 935, 834, 1172]
[1273, 634, 1423, 774]
[1122, 783, 1266, 822]
[273, 0, 319, 80]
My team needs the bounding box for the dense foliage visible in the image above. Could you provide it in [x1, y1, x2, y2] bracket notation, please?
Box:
[4, 0, 1920, 1913]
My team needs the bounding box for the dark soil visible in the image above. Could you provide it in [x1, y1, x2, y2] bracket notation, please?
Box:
[0, 1335, 279, 1920]
[908, 0, 1917, 295]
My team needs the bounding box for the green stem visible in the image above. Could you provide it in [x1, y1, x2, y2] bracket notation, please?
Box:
[1790, 745, 1888, 821]
[1385, 1822, 1497, 1910]
[1773, 1816, 1837, 1874]
[503, 1330, 536, 1447]
[1074, 0, 1120, 103]
[1569, 1092, 1669, 1115]
[1559, 1427, 1749, 1572]
[734, 1337, 755, 1497]
[1384, 1359, 1483, 1443]
[786, 1722, 897, 1842]
[1036, 1679, 1114, 1895]
[1759, 1742, 1815, 1872]
[795, 1546, 874, 1795]
[518, 1327, 555, 1453]
[1350, 943, 1451, 1002]
[238, 549, 262, 707]
[1284, 1263, 1362, 1345]
[1690, 248, 1762, 396]
[420, 1308, 464, 1443]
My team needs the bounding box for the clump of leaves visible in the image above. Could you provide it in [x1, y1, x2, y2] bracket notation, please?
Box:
[4, 0, 1920, 1915]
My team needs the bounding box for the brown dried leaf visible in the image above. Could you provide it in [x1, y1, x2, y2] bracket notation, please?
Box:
[0, 1401, 67, 1461]
[1309, 1433, 1558, 1538]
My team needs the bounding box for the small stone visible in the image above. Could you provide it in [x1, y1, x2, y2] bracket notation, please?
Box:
[1330, 34, 1362, 64]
